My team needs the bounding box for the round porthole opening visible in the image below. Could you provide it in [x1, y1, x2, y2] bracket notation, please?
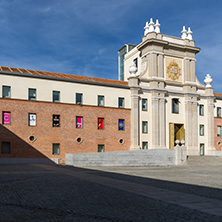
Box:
[29, 136, 35, 141]
[119, 139, 124, 144]
[77, 137, 82, 143]
[218, 142, 221, 146]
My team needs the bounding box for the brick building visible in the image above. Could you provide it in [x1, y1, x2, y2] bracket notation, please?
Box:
[1, 18, 222, 164]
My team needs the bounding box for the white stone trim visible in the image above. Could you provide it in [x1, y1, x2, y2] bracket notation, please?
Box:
[131, 94, 140, 98]
[141, 52, 150, 58]
[184, 81, 197, 86]
[184, 57, 196, 61]
[141, 51, 164, 58]
[207, 102, 214, 107]
[152, 96, 166, 101]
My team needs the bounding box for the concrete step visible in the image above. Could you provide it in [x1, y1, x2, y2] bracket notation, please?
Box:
[187, 156, 222, 166]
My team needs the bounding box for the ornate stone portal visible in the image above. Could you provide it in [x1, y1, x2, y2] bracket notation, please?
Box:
[125, 18, 215, 155]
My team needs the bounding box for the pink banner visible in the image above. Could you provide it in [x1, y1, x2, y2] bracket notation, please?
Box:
[3, 112, 10, 125]
[76, 117, 82, 128]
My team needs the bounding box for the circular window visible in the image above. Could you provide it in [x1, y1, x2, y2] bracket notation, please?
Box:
[77, 137, 82, 143]
[119, 139, 124, 144]
[29, 136, 35, 141]
[218, 142, 221, 146]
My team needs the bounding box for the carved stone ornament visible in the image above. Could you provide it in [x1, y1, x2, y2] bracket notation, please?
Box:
[204, 74, 212, 88]
[166, 61, 181, 81]
[139, 60, 148, 77]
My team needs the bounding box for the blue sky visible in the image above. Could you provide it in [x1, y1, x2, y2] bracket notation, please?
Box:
[0, 0, 222, 91]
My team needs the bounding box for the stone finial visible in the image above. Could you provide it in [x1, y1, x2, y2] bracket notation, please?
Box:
[129, 62, 138, 77]
[154, 19, 160, 33]
[148, 18, 155, 32]
[181, 26, 187, 39]
[204, 74, 213, 88]
[175, 140, 180, 146]
[181, 140, 185, 146]
[187, 27, 193, 40]
[144, 21, 149, 36]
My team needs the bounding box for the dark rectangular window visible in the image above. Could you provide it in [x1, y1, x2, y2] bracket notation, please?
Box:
[76, 93, 83, 104]
[28, 88, 36, 100]
[2, 86, 11, 98]
[2, 111, 11, 125]
[142, 142, 148, 150]
[142, 99, 147, 111]
[133, 58, 138, 67]
[118, 97, 125, 108]
[200, 143, 205, 156]
[2, 142, 10, 154]
[98, 144, 105, 152]
[172, 98, 179, 114]
[217, 107, 221, 117]
[53, 91, 60, 102]
[200, 125, 204, 136]
[199, 105, 204, 116]
[98, 118, 104, 130]
[142, 121, 148, 133]
[76, 116, 83, 129]
[98, 95, 104, 106]
[52, 143, 60, 155]
[53, 115, 60, 127]
[28, 113, 36, 126]
[118, 119, 125, 130]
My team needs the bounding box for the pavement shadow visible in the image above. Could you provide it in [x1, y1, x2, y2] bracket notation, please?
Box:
[0, 125, 55, 164]
[63, 165, 222, 201]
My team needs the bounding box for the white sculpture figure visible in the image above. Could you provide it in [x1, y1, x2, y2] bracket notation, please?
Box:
[144, 21, 149, 36]
[204, 74, 213, 88]
[154, 19, 160, 33]
[181, 26, 187, 39]
[148, 18, 155, 32]
[129, 62, 138, 77]
[187, 27, 193, 40]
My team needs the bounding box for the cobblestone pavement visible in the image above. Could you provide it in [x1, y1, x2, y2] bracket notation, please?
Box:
[0, 157, 222, 221]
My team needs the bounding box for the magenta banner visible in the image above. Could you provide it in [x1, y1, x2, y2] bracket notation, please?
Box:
[76, 117, 82, 128]
[3, 112, 10, 125]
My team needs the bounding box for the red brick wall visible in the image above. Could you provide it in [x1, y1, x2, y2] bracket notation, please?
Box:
[214, 117, 222, 151]
[0, 99, 131, 163]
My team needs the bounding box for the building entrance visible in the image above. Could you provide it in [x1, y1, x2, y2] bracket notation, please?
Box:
[169, 123, 184, 149]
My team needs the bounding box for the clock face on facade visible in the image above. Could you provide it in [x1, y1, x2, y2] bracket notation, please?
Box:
[166, 61, 181, 81]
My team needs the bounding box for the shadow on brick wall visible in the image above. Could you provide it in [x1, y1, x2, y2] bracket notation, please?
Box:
[0, 125, 55, 164]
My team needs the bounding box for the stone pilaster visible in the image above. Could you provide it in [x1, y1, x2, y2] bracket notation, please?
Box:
[150, 53, 158, 77]
[157, 54, 164, 78]
[184, 59, 190, 82]
[190, 60, 196, 82]
[128, 76, 140, 150]
[205, 87, 215, 154]
[159, 98, 166, 147]
[150, 95, 166, 148]
[184, 98, 193, 151]
[151, 96, 159, 147]
[191, 100, 198, 148]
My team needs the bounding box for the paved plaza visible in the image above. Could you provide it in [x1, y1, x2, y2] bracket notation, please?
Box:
[0, 156, 222, 221]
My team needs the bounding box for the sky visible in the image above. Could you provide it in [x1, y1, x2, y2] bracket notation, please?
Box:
[0, 0, 222, 91]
